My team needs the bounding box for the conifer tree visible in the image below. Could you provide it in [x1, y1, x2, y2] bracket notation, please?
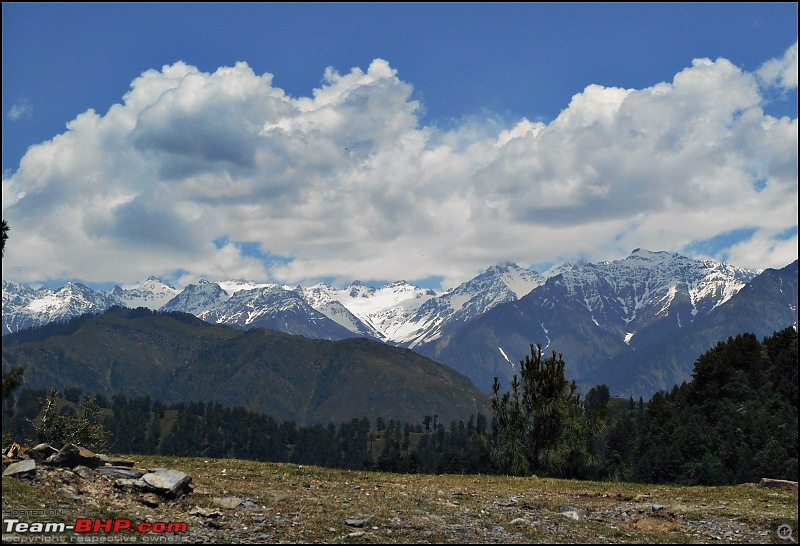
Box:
[483, 344, 603, 477]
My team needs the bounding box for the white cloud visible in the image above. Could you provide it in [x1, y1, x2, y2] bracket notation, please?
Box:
[7, 99, 32, 121]
[758, 41, 798, 90]
[2, 44, 798, 289]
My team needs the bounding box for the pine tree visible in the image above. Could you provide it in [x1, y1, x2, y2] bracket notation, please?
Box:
[483, 344, 603, 477]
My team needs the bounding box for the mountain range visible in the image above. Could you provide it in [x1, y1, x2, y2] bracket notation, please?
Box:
[1, 307, 487, 425]
[3, 249, 797, 397]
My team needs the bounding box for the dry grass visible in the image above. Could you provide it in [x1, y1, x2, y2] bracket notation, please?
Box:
[3, 454, 797, 544]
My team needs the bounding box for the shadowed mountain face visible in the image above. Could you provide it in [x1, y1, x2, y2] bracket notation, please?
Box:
[416, 260, 797, 397]
[1, 307, 489, 425]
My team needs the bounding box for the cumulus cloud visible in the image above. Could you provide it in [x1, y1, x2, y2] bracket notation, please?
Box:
[2, 45, 798, 289]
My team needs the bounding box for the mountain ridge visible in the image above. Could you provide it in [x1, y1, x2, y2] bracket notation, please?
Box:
[4, 250, 795, 398]
[1, 306, 488, 425]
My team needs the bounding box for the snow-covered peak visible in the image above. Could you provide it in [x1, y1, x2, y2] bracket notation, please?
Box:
[346, 281, 376, 299]
[109, 277, 180, 310]
[303, 283, 340, 307]
[162, 281, 231, 316]
[302, 280, 435, 340]
[217, 279, 276, 296]
[2, 280, 118, 335]
[384, 263, 545, 346]
[541, 262, 580, 280]
[551, 249, 759, 326]
[482, 262, 545, 299]
[443, 262, 545, 310]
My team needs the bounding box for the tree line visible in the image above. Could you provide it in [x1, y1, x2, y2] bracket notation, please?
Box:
[3, 327, 796, 485]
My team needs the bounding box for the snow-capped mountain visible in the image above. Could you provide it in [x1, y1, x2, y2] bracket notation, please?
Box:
[550, 249, 758, 344]
[302, 283, 385, 339]
[415, 250, 781, 397]
[162, 281, 360, 340]
[304, 280, 437, 342]
[2, 280, 119, 335]
[161, 280, 232, 318]
[0, 251, 759, 343]
[108, 276, 180, 310]
[3, 250, 796, 399]
[393, 262, 547, 347]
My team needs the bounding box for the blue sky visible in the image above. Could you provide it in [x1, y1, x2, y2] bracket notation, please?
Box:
[2, 3, 798, 290]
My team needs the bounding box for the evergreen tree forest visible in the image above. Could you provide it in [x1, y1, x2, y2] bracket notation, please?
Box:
[2, 327, 796, 485]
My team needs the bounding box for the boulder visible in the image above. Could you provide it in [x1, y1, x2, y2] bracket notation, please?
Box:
[140, 469, 192, 497]
[28, 443, 59, 461]
[4, 442, 22, 458]
[45, 444, 103, 469]
[3, 458, 36, 478]
[758, 478, 798, 491]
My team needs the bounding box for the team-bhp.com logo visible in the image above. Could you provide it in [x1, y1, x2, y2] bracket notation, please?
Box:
[4, 518, 188, 534]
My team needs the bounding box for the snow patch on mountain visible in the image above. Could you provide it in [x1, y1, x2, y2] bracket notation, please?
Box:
[498, 346, 514, 367]
[217, 279, 277, 295]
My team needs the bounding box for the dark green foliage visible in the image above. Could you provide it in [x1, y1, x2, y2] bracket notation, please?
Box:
[634, 328, 798, 484]
[585, 384, 611, 414]
[63, 386, 82, 404]
[28, 388, 109, 451]
[2, 367, 24, 399]
[483, 345, 604, 477]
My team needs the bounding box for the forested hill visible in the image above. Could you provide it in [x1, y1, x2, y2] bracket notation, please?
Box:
[1, 307, 488, 425]
[629, 326, 798, 485]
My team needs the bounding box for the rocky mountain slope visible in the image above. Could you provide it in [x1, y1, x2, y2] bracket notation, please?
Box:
[417, 257, 796, 396]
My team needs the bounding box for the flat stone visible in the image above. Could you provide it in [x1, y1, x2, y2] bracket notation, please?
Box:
[98, 466, 144, 479]
[558, 505, 586, 520]
[72, 465, 96, 479]
[3, 458, 36, 478]
[190, 507, 221, 518]
[28, 443, 58, 461]
[345, 517, 371, 528]
[141, 469, 192, 497]
[212, 496, 244, 509]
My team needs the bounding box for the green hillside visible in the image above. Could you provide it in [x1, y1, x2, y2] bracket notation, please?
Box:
[1, 307, 489, 425]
